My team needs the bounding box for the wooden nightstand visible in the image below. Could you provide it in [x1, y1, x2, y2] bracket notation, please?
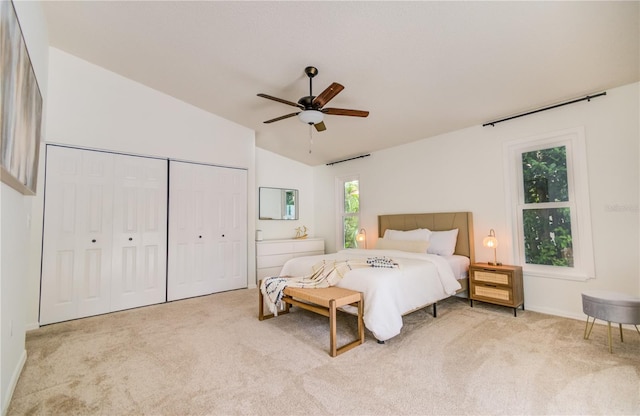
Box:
[469, 263, 524, 316]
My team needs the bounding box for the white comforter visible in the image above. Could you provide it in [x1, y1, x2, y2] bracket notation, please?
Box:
[278, 248, 461, 341]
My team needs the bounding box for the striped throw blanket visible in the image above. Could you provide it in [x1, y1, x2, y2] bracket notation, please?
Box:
[260, 257, 398, 315]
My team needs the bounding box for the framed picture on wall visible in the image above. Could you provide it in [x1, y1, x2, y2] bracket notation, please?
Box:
[0, 0, 43, 195]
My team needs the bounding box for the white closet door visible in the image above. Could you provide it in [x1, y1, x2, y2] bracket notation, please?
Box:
[167, 161, 247, 300]
[111, 155, 167, 311]
[167, 161, 213, 300]
[210, 167, 247, 292]
[40, 146, 114, 324]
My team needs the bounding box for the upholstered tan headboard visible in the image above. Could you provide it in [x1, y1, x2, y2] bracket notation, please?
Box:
[378, 212, 475, 262]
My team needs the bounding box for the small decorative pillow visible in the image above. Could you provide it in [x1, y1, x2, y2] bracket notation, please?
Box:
[375, 238, 430, 253]
[366, 256, 399, 268]
[383, 228, 431, 242]
[427, 229, 459, 256]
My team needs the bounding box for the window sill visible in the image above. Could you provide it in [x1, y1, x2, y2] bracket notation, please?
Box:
[523, 266, 595, 282]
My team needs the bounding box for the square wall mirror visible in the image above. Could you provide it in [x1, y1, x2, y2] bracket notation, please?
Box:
[259, 187, 298, 220]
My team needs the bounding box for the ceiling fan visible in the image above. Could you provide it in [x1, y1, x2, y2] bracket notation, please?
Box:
[257, 66, 369, 132]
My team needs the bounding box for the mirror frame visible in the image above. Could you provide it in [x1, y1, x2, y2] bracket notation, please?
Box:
[258, 187, 299, 220]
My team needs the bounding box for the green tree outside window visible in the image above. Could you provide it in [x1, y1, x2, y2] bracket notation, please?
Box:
[521, 146, 573, 266]
[343, 180, 359, 248]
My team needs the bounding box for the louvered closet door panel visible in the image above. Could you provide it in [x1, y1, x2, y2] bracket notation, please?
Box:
[210, 167, 247, 292]
[111, 155, 168, 311]
[168, 161, 215, 300]
[41, 146, 114, 324]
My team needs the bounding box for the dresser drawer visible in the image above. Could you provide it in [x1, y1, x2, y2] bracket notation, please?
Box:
[257, 242, 295, 256]
[257, 253, 294, 269]
[472, 270, 510, 286]
[473, 285, 513, 302]
[292, 239, 324, 253]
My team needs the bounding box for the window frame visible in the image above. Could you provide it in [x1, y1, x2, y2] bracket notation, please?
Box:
[335, 174, 360, 250]
[504, 127, 595, 281]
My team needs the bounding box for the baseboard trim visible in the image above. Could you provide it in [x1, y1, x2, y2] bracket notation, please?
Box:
[524, 305, 638, 330]
[1, 349, 26, 416]
[25, 322, 39, 332]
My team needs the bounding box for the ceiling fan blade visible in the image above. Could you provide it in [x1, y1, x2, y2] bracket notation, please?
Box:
[314, 121, 327, 132]
[322, 108, 369, 117]
[312, 83, 344, 107]
[257, 93, 304, 109]
[263, 112, 299, 123]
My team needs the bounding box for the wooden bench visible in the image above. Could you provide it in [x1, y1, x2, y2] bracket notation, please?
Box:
[259, 283, 365, 357]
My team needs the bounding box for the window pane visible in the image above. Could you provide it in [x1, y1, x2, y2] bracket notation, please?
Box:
[521, 146, 568, 203]
[344, 180, 359, 213]
[343, 216, 359, 248]
[523, 208, 573, 267]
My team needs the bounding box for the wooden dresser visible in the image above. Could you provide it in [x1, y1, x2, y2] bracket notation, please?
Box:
[256, 238, 325, 281]
[469, 263, 524, 316]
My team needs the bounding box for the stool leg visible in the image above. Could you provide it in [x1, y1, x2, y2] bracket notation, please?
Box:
[619, 323, 624, 343]
[608, 321, 612, 353]
[635, 325, 640, 337]
[584, 316, 596, 340]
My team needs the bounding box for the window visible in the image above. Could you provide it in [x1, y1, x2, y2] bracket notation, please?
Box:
[336, 175, 360, 249]
[505, 127, 594, 281]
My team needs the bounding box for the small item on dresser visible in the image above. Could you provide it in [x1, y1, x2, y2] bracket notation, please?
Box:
[294, 225, 308, 239]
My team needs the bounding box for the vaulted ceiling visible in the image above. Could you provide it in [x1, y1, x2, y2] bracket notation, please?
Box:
[42, 1, 639, 166]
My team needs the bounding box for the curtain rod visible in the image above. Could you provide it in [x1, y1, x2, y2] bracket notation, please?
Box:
[483, 92, 606, 127]
[326, 154, 370, 166]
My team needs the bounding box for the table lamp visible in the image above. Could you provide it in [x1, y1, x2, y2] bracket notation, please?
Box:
[483, 229, 501, 265]
[356, 228, 367, 249]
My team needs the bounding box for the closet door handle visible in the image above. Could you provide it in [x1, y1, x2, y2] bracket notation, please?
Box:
[199, 235, 202, 239]
[128, 237, 133, 241]
[91, 239, 97, 243]
[222, 234, 225, 237]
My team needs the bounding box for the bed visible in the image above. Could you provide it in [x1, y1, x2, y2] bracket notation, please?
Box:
[277, 212, 475, 342]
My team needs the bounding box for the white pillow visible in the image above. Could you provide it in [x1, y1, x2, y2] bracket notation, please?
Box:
[375, 238, 430, 253]
[427, 229, 459, 256]
[383, 228, 431, 242]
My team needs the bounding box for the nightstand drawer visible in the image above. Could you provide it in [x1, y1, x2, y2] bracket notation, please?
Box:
[474, 286, 512, 302]
[473, 270, 510, 285]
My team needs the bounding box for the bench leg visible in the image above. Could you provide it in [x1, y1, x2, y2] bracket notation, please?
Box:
[608, 321, 613, 353]
[358, 297, 365, 344]
[329, 299, 337, 357]
[258, 280, 289, 321]
[620, 323, 624, 343]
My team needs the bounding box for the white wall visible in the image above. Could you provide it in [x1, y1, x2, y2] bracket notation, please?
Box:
[1, 2, 49, 413]
[314, 82, 639, 321]
[25, 48, 257, 327]
[255, 148, 315, 242]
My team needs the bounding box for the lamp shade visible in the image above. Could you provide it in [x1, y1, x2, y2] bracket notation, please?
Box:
[298, 110, 323, 125]
[483, 235, 498, 248]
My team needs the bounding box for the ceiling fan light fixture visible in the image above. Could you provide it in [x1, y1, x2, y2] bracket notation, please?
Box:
[298, 110, 323, 125]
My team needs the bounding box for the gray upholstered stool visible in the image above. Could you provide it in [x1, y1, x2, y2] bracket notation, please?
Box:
[582, 290, 640, 353]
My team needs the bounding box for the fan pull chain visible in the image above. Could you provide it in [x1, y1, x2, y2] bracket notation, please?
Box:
[308, 124, 313, 154]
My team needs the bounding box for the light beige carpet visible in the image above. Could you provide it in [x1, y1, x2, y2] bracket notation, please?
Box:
[8, 288, 640, 415]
